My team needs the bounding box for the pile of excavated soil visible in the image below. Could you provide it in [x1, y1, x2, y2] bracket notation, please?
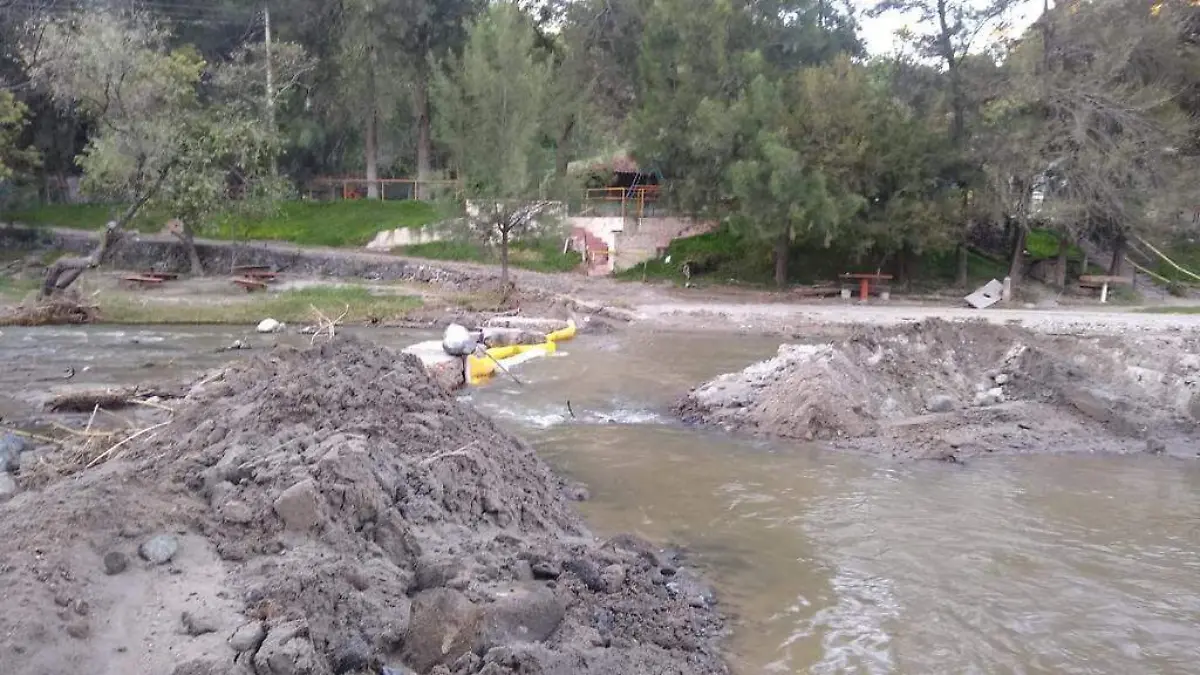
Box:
[0, 338, 727, 675]
[677, 319, 1200, 460]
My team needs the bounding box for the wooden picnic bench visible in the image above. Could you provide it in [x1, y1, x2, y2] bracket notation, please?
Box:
[231, 277, 268, 293]
[242, 270, 279, 282]
[1078, 275, 1132, 303]
[791, 282, 842, 298]
[120, 274, 167, 288]
[839, 273, 894, 302]
[140, 270, 179, 281]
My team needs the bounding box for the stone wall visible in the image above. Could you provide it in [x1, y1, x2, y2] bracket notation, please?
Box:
[18, 227, 483, 287]
[364, 225, 446, 251]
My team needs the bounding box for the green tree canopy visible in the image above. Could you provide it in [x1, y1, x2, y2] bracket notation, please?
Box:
[433, 1, 558, 289]
[21, 9, 304, 274]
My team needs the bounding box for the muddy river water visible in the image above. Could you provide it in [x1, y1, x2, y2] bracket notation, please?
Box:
[3, 325, 1200, 674]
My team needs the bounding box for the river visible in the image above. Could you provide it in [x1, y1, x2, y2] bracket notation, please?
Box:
[3, 325, 1199, 674]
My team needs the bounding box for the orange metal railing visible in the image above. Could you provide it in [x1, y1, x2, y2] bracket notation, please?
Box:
[305, 177, 463, 202]
[581, 185, 660, 218]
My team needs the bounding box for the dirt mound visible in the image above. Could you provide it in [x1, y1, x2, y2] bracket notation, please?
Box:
[678, 319, 1200, 460]
[0, 338, 727, 675]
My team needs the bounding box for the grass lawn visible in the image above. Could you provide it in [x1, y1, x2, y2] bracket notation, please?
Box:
[401, 238, 580, 274]
[1, 200, 443, 248]
[0, 276, 40, 302]
[98, 286, 423, 324]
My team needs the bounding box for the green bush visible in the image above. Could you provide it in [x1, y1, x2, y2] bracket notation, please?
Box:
[1025, 228, 1083, 262]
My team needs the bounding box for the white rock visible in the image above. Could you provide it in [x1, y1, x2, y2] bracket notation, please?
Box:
[256, 318, 284, 334]
[993, 373, 1010, 385]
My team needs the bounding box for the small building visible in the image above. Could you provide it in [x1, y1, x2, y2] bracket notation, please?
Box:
[566, 152, 711, 275]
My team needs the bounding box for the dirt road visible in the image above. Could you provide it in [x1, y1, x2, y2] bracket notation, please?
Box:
[20, 225, 1200, 337]
[632, 300, 1200, 336]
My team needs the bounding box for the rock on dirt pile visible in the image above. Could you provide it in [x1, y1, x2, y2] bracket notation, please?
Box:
[677, 319, 1200, 460]
[0, 337, 727, 675]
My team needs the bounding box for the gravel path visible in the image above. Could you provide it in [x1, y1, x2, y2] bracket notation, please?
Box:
[634, 301, 1200, 336]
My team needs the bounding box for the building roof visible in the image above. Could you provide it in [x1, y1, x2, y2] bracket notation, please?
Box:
[568, 150, 642, 175]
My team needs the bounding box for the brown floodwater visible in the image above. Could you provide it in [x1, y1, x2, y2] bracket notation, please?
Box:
[3, 325, 1200, 674]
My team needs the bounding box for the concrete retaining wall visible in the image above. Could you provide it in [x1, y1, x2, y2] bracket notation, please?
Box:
[365, 226, 446, 251]
[9, 227, 484, 287]
[612, 217, 716, 272]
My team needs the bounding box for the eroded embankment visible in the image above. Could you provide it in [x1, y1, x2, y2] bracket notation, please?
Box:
[677, 319, 1200, 460]
[0, 338, 727, 675]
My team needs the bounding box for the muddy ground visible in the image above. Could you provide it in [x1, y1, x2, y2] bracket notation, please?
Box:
[0, 338, 728, 675]
[677, 319, 1200, 461]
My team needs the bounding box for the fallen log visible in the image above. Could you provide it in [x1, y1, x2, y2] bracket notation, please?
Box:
[47, 385, 188, 413]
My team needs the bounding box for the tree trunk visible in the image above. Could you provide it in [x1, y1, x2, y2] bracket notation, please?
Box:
[41, 222, 125, 298]
[955, 242, 969, 287]
[365, 50, 380, 201]
[365, 109, 379, 200]
[1109, 235, 1126, 276]
[170, 222, 204, 276]
[555, 115, 576, 180]
[499, 228, 510, 292]
[773, 231, 789, 287]
[1009, 227, 1027, 286]
[412, 67, 432, 201]
[1054, 234, 1069, 288]
[1080, 249, 1089, 276]
[894, 246, 909, 286]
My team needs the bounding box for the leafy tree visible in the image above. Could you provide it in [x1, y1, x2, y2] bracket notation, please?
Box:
[336, 0, 408, 199]
[433, 1, 557, 291]
[980, 0, 1197, 286]
[0, 90, 38, 181]
[630, 0, 745, 215]
[22, 10, 304, 275]
[630, 0, 860, 216]
[870, 0, 1018, 286]
[334, 0, 482, 199]
[703, 56, 875, 286]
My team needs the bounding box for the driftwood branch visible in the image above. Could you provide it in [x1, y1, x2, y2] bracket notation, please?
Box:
[47, 385, 187, 413]
[309, 304, 349, 344]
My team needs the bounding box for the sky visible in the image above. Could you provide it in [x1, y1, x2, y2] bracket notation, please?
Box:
[850, 0, 1045, 56]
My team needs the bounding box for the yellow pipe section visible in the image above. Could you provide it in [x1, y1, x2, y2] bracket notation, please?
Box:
[467, 320, 575, 384]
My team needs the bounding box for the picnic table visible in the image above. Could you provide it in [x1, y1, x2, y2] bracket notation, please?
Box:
[120, 274, 167, 288]
[231, 277, 268, 293]
[840, 273, 894, 301]
[140, 271, 179, 281]
[1079, 275, 1132, 303]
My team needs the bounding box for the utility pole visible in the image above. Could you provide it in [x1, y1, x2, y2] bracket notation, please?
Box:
[264, 5, 277, 176]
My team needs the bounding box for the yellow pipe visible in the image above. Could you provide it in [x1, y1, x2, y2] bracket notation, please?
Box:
[546, 319, 577, 343]
[467, 340, 561, 384]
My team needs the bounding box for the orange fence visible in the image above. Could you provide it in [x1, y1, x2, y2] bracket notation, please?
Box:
[305, 178, 462, 202]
